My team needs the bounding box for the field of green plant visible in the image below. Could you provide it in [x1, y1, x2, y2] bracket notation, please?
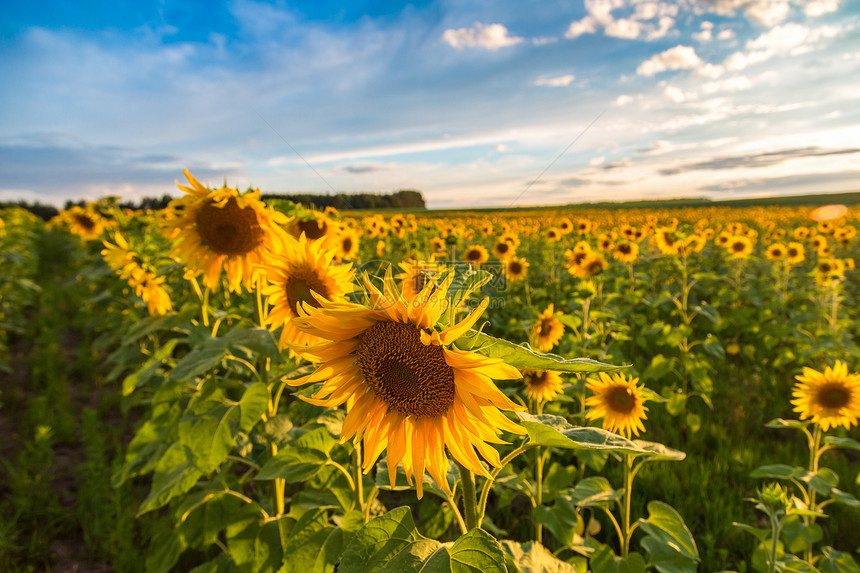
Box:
[2, 173, 859, 572]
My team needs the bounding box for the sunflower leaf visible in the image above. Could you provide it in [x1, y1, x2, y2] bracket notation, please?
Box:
[631, 440, 686, 462]
[638, 501, 700, 563]
[501, 540, 580, 573]
[515, 413, 646, 455]
[338, 506, 432, 573]
[823, 436, 860, 451]
[453, 331, 624, 373]
[569, 477, 622, 508]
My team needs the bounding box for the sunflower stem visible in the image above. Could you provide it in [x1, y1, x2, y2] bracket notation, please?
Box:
[804, 424, 823, 562]
[455, 460, 479, 531]
[353, 442, 365, 515]
[534, 444, 544, 543]
[202, 286, 211, 327]
[478, 442, 534, 525]
[621, 454, 634, 557]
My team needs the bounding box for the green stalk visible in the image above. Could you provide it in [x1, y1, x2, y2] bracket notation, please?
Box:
[535, 445, 544, 543]
[456, 460, 479, 531]
[621, 454, 634, 557]
[354, 441, 365, 515]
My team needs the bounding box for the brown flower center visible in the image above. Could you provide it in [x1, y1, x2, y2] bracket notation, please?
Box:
[285, 269, 328, 312]
[607, 386, 636, 414]
[539, 317, 556, 338]
[74, 214, 96, 231]
[525, 370, 550, 388]
[297, 218, 327, 240]
[466, 249, 483, 262]
[195, 197, 264, 256]
[618, 244, 632, 254]
[732, 241, 746, 252]
[497, 242, 510, 254]
[341, 237, 353, 253]
[357, 321, 455, 417]
[817, 382, 850, 409]
[508, 261, 523, 275]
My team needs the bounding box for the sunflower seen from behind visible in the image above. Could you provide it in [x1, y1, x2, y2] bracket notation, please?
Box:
[522, 369, 563, 404]
[287, 268, 526, 498]
[792, 361, 860, 431]
[163, 169, 288, 293]
[585, 372, 649, 438]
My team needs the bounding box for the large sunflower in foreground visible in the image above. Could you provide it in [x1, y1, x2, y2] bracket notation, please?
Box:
[164, 169, 288, 292]
[287, 269, 526, 498]
[263, 234, 356, 353]
[792, 361, 860, 431]
[585, 372, 649, 438]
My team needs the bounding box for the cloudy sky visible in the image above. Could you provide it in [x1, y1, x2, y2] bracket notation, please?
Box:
[1, 0, 858, 208]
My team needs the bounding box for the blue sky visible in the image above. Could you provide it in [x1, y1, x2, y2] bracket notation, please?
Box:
[1, 0, 858, 208]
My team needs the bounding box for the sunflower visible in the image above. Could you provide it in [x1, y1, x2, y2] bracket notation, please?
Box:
[715, 231, 732, 248]
[463, 244, 490, 266]
[573, 252, 608, 278]
[287, 269, 526, 498]
[597, 233, 615, 252]
[766, 243, 787, 260]
[522, 369, 563, 403]
[613, 241, 639, 263]
[786, 242, 806, 265]
[575, 219, 592, 235]
[58, 205, 107, 241]
[505, 256, 529, 282]
[793, 226, 811, 240]
[815, 258, 845, 283]
[334, 228, 361, 262]
[810, 234, 829, 254]
[430, 236, 446, 252]
[727, 236, 753, 259]
[558, 217, 574, 235]
[129, 269, 173, 316]
[288, 213, 338, 245]
[531, 304, 565, 352]
[585, 372, 649, 438]
[654, 228, 680, 256]
[492, 238, 516, 260]
[101, 232, 139, 279]
[262, 234, 356, 353]
[620, 225, 637, 241]
[792, 361, 860, 431]
[397, 259, 446, 301]
[163, 169, 288, 292]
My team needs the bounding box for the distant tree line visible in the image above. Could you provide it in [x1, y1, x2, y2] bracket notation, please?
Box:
[1, 189, 426, 221]
[261, 189, 425, 210]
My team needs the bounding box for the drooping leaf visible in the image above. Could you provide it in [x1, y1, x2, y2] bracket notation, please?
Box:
[255, 445, 329, 482]
[589, 543, 647, 573]
[631, 440, 686, 462]
[823, 436, 860, 452]
[122, 338, 180, 396]
[338, 507, 428, 573]
[178, 399, 242, 473]
[818, 546, 860, 573]
[516, 413, 646, 455]
[239, 382, 270, 433]
[421, 528, 508, 573]
[454, 331, 624, 374]
[569, 477, 622, 508]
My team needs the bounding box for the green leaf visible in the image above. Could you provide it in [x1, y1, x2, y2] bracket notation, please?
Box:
[453, 330, 624, 374]
[425, 528, 509, 573]
[644, 355, 675, 381]
[569, 477, 622, 508]
[829, 488, 860, 506]
[137, 443, 204, 516]
[280, 509, 341, 573]
[818, 546, 860, 573]
[145, 527, 188, 573]
[589, 543, 647, 573]
[339, 507, 427, 573]
[685, 413, 702, 434]
[805, 467, 839, 496]
[501, 541, 578, 573]
[765, 418, 809, 430]
[170, 336, 229, 381]
[239, 382, 269, 433]
[122, 338, 180, 396]
[782, 515, 823, 554]
[124, 309, 194, 343]
[179, 399, 242, 474]
[223, 326, 283, 363]
[732, 522, 770, 542]
[516, 413, 646, 455]
[255, 445, 329, 482]
[638, 501, 699, 562]
[631, 440, 686, 462]
[823, 436, 860, 451]
[750, 464, 804, 480]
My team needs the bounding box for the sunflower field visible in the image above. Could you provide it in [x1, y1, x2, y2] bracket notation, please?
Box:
[2, 171, 859, 573]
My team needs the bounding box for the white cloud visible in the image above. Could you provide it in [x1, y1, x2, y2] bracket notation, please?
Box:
[615, 94, 634, 106]
[663, 85, 690, 102]
[716, 28, 736, 41]
[702, 75, 753, 94]
[565, 0, 677, 41]
[534, 74, 576, 87]
[441, 23, 523, 50]
[636, 45, 702, 76]
[805, 0, 839, 17]
[744, 1, 790, 26]
[589, 156, 606, 166]
[492, 144, 509, 152]
[693, 21, 714, 42]
[747, 22, 840, 51]
[565, 16, 598, 38]
[724, 49, 773, 70]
